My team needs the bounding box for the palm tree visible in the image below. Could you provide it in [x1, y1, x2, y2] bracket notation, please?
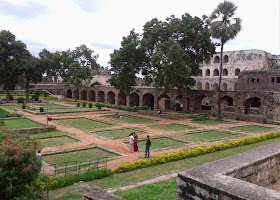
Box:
[209, 1, 241, 120]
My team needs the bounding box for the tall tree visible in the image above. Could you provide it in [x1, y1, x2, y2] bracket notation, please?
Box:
[110, 30, 145, 94]
[0, 30, 28, 102]
[209, 1, 241, 120]
[21, 54, 45, 102]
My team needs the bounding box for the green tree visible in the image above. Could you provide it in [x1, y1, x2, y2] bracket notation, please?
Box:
[0, 30, 28, 102]
[0, 128, 41, 199]
[109, 30, 145, 94]
[21, 53, 45, 102]
[209, 1, 241, 120]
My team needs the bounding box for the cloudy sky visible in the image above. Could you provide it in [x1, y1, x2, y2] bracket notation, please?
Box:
[0, 0, 279, 67]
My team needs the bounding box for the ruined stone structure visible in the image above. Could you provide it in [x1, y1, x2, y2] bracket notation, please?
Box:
[176, 141, 280, 200]
[194, 49, 279, 91]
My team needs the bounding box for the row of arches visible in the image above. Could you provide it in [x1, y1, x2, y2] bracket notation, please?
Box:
[66, 89, 172, 110]
[201, 68, 240, 77]
[213, 55, 229, 63]
[196, 82, 228, 91]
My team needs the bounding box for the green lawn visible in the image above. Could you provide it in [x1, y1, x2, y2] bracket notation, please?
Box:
[91, 128, 146, 139]
[143, 110, 193, 116]
[191, 119, 231, 125]
[0, 105, 23, 110]
[54, 118, 114, 131]
[227, 125, 273, 133]
[43, 147, 118, 164]
[102, 115, 157, 124]
[31, 130, 68, 138]
[30, 107, 99, 114]
[2, 118, 45, 129]
[115, 178, 176, 200]
[187, 130, 237, 140]
[126, 137, 186, 151]
[56, 192, 82, 200]
[39, 136, 79, 147]
[148, 123, 195, 131]
[49, 136, 280, 199]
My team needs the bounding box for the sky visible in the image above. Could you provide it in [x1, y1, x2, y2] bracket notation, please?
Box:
[0, 0, 279, 67]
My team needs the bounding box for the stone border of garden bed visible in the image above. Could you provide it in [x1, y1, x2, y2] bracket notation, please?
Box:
[100, 114, 159, 124]
[225, 124, 276, 134]
[37, 134, 80, 142]
[23, 108, 109, 115]
[89, 127, 147, 140]
[182, 129, 241, 142]
[4, 117, 56, 134]
[146, 123, 196, 131]
[138, 111, 203, 120]
[119, 136, 194, 152]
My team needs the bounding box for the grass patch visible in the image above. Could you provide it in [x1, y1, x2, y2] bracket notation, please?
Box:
[227, 125, 273, 133]
[43, 147, 118, 164]
[0, 105, 23, 110]
[54, 118, 114, 131]
[124, 137, 187, 151]
[191, 119, 231, 125]
[39, 136, 79, 147]
[31, 130, 68, 138]
[148, 123, 195, 131]
[102, 115, 157, 124]
[91, 128, 146, 139]
[186, 130, 238, 141]
[115, 178, 176, 200]
[1, 118, 44, 129]
[56, 192, 82, 200]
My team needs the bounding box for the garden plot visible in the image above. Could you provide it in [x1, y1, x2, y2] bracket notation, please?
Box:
[227, 125, 274, 133]
[38, 135, 79, 147]
[101, 115, 157, 124]
[54, 117, 114, 132]
[90, 127, 146, 139]
[148, 123, 195, 131]
[181, 130, 240, 141]
[2, 118, 45, 129]
[122, 136, 192, 151]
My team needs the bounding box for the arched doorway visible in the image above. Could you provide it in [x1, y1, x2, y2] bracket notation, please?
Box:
[143, 93, 154, 110]
[213, 83, 218, 91]
[67, 89, 72, 98]
[118, 93, 126, 106]
[90, 82, 101, 87]
[81, 90, 87, 100]
[223, 69, 228, 76]
[194, 95, 211, 111]
[223, 55, 229, 63]
[196, 82, 202, 90]
[244, 97, 261, 115]
[107, 91, 115, 104]
[89, 90, 96, 101]
[214, 56, 220, 63]
[73, 90, 79, 99]
[129, 93, 139, 107]
[221, 96, 233, 112]
[235, 68, 240, 76]
[222, 83, 227, 91]
[214, 69, 219, 76]
[157, 94, 170, 110]
[205, 69, 210, 76]
[97, 91, 105, 103]
[205, 82, 210, 90]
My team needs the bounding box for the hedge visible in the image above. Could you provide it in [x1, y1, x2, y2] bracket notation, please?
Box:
[0, 108, 22, 118]
[114, 131, 280, 173]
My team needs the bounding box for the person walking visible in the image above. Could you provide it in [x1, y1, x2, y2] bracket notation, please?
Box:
[129, 133, 134, 153]
[145, 135, 151, 158]
[133, 132, 138, 152]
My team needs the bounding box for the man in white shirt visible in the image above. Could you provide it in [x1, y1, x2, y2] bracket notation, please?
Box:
[36, 150, 41, 159]
[129, 134, 134, 153]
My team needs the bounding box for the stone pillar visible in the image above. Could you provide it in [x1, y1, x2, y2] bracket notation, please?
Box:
[139, 95, 143, 106]
[115, 94, 118, 105]
[104, 92, 108, 104]
[126, 96, 130, 107]
[87, 90, 90, 101]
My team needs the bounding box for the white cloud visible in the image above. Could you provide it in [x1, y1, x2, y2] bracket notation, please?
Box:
[0, 0, 279, 67]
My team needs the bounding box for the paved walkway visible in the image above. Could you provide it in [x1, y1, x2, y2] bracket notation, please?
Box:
[11, 105, 280, 171]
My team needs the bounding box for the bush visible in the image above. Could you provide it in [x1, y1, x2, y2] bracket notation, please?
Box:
[9, 95, 14, 100]
[77, 102, 80, 107]
[22, 104, 26, 109]
[89, 103, 93, 108]
[82, 102, 86, 107]
[0, 108, 22, 118]
[114, 131, 280, 173]
[41, 96, 58, 100]
[34, 90, 41, 96]
[0, 129, 41, 199]
[31, 95, 39, 101]
[17, 97, 25, 103]
[39, 107, 44, 112]
[96, 103, 102, 109]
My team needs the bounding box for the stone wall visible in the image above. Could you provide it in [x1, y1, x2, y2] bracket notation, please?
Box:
[176, 142, 280, 200]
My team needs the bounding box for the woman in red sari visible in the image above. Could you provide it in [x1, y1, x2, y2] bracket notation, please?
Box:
[133, 132, 138, 152]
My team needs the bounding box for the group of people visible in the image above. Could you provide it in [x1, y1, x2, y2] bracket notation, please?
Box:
[129, 133, 152, 158]
[114, 112, 122, 118]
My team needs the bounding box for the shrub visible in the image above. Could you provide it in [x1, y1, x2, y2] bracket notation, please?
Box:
[41, 96, 58, 100]
[0, 129, 41, 199]
[39, 107, 44, 112]
[89, 103, 93, 108]
[22, 104, 26, 109]
[32, 95, 39, 101]
[0, 108, 21, 118]
[114, 131, 280, 173]
[17, 97, 25, 103]
[9, 95, 14, 100]
[96, 103, 102, 109]
[77, 102, 80, 107]
[34, 90, 41, 96]
[82, 102, 86, 107]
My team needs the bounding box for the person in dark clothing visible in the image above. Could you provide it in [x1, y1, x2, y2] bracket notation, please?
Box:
[145, 135, 152, 158]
